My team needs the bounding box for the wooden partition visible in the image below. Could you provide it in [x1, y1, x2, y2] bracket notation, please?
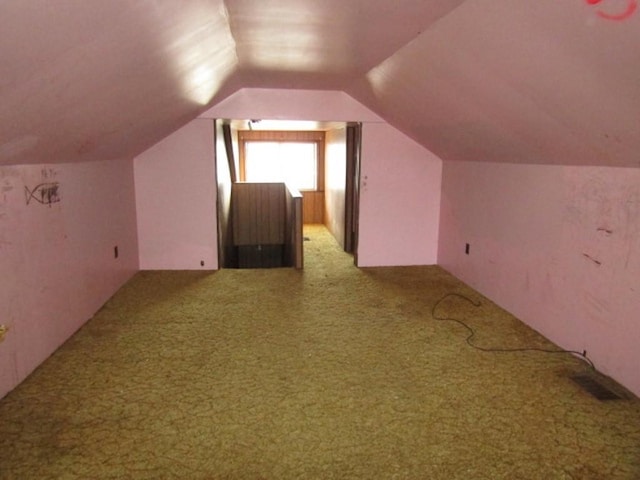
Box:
[285, 185, 303, 269]
[231, 182, 303, 269]
[302, 191, 324, 224]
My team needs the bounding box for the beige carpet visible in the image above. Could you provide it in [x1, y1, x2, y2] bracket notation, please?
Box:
[0, 225, 639, 479]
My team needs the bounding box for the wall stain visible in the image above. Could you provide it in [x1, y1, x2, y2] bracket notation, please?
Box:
[582, 253, 602, 266]
[596, 227, 613, 235]
[77, 139, 96, 155]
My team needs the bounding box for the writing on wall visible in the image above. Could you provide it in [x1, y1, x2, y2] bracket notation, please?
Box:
[25, 182, 61, 206]
[24, 167, 62, 207]
[586, 0, 638, 21]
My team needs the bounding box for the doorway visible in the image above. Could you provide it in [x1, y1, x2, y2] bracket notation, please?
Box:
[214, 119, 361, 268]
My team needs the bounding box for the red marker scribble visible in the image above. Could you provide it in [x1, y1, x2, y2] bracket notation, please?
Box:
[586, 0, 638, 21]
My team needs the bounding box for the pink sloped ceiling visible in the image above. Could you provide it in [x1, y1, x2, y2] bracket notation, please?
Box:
[3, 1, 640, 169]
[0, 0, 236, 167]
[350, 0, 640, 168]
[0, 0, 465, 169]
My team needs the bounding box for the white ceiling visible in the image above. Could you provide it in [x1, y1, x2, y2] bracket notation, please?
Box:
[1, 0, 639, 167]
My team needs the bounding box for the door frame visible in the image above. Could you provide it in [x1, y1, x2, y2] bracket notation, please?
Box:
[344, 122, 361, 262]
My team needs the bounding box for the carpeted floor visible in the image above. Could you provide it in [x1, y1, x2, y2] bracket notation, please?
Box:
[1, 225, 639, 479]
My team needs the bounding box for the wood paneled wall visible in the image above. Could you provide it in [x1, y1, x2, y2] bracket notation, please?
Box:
[238, 130, 325, 142]
[231, 182, 303, 269]
[302, 191, 324, 224]
[285, 186, 303, 269]
[232, 182, 285, 246]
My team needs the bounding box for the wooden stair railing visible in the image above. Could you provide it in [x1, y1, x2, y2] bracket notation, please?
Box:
[231, 182, 303, 269]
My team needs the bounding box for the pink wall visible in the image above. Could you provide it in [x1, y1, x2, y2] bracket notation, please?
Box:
[134, 119, 218, 270]
[201, 88, 383, 122]
[204, 88, 442, 267]
[358, 123, 442, 266]
[0, 158, 138, 399]
[324, 127, 347, 248]
[439, 161, 640, 396]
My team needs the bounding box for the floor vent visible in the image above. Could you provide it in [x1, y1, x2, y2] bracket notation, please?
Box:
[570, 374, 623, 401]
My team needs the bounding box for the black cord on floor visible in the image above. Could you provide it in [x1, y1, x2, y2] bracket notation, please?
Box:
[432, 293, 595, 370]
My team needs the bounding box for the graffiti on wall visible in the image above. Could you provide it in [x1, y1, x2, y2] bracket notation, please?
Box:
[586, 0, 638, 21]
[24, 167, 61, 207]
[25, 182, 61, 206]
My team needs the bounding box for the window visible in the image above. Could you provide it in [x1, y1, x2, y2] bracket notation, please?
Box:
[244, 141, 317, 190]
[239, 130, 325, 192]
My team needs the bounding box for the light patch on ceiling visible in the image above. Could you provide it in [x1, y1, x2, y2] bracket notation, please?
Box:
[366, 56, 400, 99]
[172, 1, 238, 105]
[187, 65, 218, 104]
[242, 29, 327, 72]
[364, 27, 427, 100]
[227, 2, 351, 74]
[182, 45, 237, 105]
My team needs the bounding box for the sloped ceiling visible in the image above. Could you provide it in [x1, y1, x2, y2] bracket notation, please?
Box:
[2, 0, 640, 168]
